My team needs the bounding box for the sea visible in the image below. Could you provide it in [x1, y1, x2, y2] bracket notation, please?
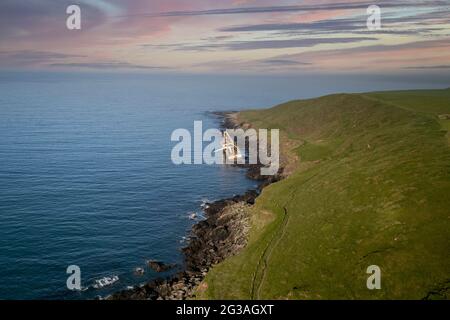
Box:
[0, 71, 444, 299]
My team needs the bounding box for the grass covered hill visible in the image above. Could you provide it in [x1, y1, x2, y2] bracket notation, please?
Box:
[197, 89, 450, 300]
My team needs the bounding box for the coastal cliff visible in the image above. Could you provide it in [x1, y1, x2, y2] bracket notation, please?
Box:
[110, 113, 282, 300]
[112, 89, 450, 300]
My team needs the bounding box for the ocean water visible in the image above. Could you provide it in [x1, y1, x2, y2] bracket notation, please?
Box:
[0, 73, 262, 299]
[0, 72, 445, 299]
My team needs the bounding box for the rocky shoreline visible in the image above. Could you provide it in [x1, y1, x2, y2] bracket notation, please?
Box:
[109, 112, 282, 300]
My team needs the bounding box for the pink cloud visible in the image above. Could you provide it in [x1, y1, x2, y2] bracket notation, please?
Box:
[270, 39, 450, 72]
[1, 1, 448, 73]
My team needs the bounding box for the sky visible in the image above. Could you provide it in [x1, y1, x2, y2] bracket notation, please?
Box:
[0, 0, 449, 74]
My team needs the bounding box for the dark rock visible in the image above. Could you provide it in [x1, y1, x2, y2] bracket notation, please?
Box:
[147, 260, 176, 273]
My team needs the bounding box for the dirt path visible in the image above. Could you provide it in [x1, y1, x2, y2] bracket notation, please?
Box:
[250, 171, 322, 299]
[251, 207, 290, 299]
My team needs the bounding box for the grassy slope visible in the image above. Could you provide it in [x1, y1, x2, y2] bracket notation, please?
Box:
[197, 89, 450, 300]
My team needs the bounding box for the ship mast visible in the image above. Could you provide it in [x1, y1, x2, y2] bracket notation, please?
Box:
[215, 130, 242, 161]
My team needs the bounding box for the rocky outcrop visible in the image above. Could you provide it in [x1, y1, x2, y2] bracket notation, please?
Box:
[183, 196, 253, 271]
[109, 193, 256, 300]
[110, 270, 200, 300]
[147, 260, 176, 273]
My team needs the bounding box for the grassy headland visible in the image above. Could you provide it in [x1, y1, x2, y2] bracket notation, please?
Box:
[196, 89, 450, 300]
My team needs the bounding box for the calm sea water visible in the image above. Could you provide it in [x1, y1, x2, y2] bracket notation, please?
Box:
[0, 72, 445, 299]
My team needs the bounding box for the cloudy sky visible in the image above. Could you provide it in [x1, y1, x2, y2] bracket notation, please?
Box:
[0, 0, 449, 74]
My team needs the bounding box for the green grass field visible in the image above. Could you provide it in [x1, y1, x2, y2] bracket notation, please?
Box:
[197, 89, 450, 300]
